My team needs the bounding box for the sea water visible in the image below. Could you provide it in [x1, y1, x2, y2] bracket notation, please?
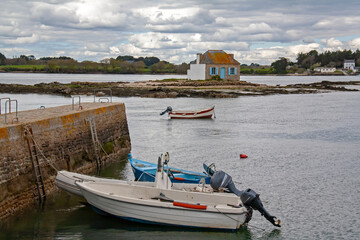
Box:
[0, 76, 359, 240]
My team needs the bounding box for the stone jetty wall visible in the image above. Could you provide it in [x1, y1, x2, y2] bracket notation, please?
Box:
[0, 102, 131, 220]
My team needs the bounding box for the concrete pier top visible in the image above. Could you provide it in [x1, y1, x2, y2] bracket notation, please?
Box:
[0, 102, 123, 128]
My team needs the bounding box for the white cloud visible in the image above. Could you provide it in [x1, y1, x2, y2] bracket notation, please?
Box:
[3, 34, 40, 44]
[348, 38, 360, 49]
[243, 23, 274, 34]
[110, 44, 143, 57]
[321, 38, 343, 48]
[0, 0, 359, 63]
[129, 32, 187, 49]
[30, 1, 136, 29]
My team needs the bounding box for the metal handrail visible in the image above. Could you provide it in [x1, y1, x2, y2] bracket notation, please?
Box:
[98, 97, 109, 103]
[72, 96, 81, 110]
[93, 89, 112, 103]
[4, 99, 18, 124]
[0, 97, 11, 115]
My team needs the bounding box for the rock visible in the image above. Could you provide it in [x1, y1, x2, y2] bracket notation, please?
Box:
[154, 92, 167, 98]
[95, 91, 105, 97]
[64, 88, 72, 94]
[167, 91, 178, 98]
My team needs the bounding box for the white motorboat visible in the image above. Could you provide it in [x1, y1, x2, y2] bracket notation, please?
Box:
[75, 158, 251, 230]
[57, 155, 281, 229]
[54, 153, 210, 197]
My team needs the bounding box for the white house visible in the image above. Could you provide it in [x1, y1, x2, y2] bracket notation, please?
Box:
[187, 50, 240, 80]
[344, 59, 355, 70]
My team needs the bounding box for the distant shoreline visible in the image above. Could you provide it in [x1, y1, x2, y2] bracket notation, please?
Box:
[1, 70, 358, 77]
[0, 79, 358, 98]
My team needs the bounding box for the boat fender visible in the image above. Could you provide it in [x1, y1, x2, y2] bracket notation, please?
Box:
[173, 201, 207, 210]
[173, 177, 184, 181]
[240, 154, 248, 158]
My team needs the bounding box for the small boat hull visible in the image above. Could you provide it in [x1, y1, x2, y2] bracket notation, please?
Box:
[77, 181, 249, 230]
[169, 106, 215, 119]
[129, 157, 211, 184]
[54, 170, 153, 197]
[55, 170, 106, 197]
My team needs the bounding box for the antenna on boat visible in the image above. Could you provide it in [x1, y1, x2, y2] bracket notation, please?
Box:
[164, 152, 169, 164]
[157, 156, 162, 172]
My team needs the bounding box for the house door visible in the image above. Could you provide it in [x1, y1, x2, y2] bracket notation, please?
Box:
[220, 67, 226, 79]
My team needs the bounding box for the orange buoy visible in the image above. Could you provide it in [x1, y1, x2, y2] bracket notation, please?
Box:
[240, 154, 248, 158]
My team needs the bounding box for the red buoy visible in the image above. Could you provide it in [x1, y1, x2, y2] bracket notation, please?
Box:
[240, 154, 248, 158]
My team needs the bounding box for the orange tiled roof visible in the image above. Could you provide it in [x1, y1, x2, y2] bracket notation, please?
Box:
[200, 50, 239, 65]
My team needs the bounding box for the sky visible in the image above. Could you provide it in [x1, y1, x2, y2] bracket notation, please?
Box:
[1, 0, 360, 65]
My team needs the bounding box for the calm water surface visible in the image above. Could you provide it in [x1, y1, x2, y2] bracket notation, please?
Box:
[0, 72, 359, 85]
[0, 84, 359, 239]
[0, 73, 187, 85]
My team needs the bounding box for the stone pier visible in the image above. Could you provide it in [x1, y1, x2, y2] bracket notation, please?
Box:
[0, 102, 131, 220]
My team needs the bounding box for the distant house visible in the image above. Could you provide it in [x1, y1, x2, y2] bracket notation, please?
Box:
[187, 50, 240, 80]
[344, 59, 355, 70]
[314, 67, 336, 73]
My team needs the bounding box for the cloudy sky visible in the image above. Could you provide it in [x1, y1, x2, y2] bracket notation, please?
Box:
[1, 0, 359, 64]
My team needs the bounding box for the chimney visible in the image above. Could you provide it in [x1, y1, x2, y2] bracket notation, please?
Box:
[196, 53, 202, 64]
[229, 53, 234, 59]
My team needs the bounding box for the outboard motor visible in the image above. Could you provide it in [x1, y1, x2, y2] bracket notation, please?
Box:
[210, 171, 281, 227]
[160, 106, 172, 116]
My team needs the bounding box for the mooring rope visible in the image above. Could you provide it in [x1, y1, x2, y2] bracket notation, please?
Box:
[23, 123, 112, 178]
[24, 128, 60, 172]
[98, 141, 109, 156]
[214, 205, 266, 231]
[214, 205, 242, 223]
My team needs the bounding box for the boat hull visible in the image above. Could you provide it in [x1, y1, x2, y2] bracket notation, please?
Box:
[129, 158, 211, 184]
[54, 170, 153, 197]
[77, 181, 248, 230]
[169, 106, 215, 119]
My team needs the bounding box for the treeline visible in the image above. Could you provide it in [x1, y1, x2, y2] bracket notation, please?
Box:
[0, 53, 189, 74]
[268, 49, 360, 74]
[297, 49, 360, 69]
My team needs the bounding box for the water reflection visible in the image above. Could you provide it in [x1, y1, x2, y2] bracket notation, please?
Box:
[54, 205, 254, 240]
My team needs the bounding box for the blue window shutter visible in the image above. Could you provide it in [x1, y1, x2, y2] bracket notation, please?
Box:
[228, 67, 230, 75]
[235, 67, 237, 75]
[216, 67, 218, 75]
[209, 67, 212, 75]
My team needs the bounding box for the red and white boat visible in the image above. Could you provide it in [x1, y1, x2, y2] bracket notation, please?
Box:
[161, 106, 215, 119]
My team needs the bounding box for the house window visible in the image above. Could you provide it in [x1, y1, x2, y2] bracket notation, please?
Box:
[230, 67, 235, 75]
[228, 67, 236, 75]
[209, 67, 218, 75]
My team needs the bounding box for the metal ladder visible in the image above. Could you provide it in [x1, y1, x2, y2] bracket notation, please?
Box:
[89, 116, 101, 170]
[24, 126, 46, 203]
